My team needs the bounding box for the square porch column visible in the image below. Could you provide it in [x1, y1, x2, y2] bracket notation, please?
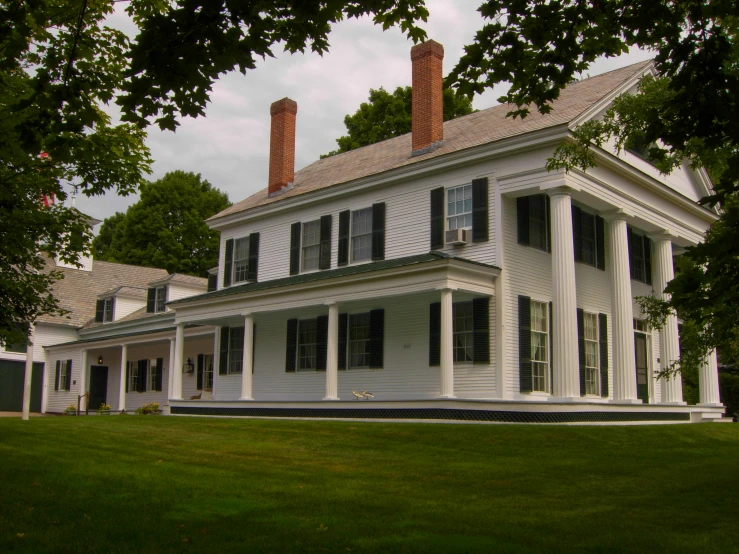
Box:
[22, 324, 35, 421]
[439, 288, 455, 398]
[241, 314, 254, 400]
[324, 303, 339, 400]
[172, 324, 185, 400]
[119, 344, 128, 413]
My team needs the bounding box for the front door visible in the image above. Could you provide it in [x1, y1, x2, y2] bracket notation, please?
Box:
[634, 333, 649, 403]
[88, 365, 108, 411]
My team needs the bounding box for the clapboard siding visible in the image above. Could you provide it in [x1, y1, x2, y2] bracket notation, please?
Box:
[114, 297, 145, 321]
[45, 348, 84, 413]
[33, 324, 79, 362]
[168, 284, 206, 303]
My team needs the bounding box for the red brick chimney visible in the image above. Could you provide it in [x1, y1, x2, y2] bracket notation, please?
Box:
[268, 98, 298, 197]
[411, 40, 444, 156]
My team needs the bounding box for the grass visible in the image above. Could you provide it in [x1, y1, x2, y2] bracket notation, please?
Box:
[1, 417, 738, 553]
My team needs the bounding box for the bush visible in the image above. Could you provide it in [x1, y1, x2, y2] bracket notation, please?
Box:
[719, 372, 739, 420]
[135, 402, 161, 415]
[63, 404, 77, 416]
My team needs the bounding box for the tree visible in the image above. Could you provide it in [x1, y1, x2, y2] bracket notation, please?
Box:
[448, 0, 739, 378]
[92, 171, 231, 276]
[0, 0, 428, 347]
[323, 85, 474, 157]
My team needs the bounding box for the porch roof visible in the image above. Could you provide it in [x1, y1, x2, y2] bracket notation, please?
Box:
[44, 324, 205, 350]
[168, 252, 500, 307]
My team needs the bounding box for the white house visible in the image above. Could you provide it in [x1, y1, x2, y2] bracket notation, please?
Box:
[43, 41, 725, 423]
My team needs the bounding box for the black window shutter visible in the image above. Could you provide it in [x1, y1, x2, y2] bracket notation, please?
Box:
[55, 360, 60, 391]
[247, 233, 259, 282]
[155, 358, 163, 391]
[596, 215, 606, 271]
[207, 274, 217, 292]
[599, 313, 609, 397]
[627, 225, 635, 280]
[371, 203, 386, 261]
[545, 195, 552, 253]
[549, 301, 554, 390]
[338, 313, 348, 370]
[316, 316, 328, 371]
[516, 196, 530, 246]
[95, 299, 105, 322]
[65, 360, 72, 391]
[429, 302, 441, 367]
[290, 222, 301, 275]
[471, 177, 489, 243]
[338, 210, 350, 266]
[430, 187, 445, 250]
[319, 215, 332, 270]
[219, 327, 229, 375]
[472, 297, 490, 364]
[252, 324, 257, 373]
[518, 296, 532, 392]
[146, 288, 156, 313]
[137, 359, 147, 392]
[223, 239, 234, 287]
[285, 319, 298, 372]
[577, 308, 586, 396]
[369, 309, 385, 369]
[196, 353, 204, 390]
[643, 236, 652, 286]
[572, 205, 583, 263]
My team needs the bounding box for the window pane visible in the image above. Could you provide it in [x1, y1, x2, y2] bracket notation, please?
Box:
[301, 220, 321, 271]
[348, 313, 370, 368]
[447, 185, 472, 231]
[233, 237, 250, 283]
[156, 286, 166, 313]
[452, 302, 474, 363]
[229, 327, 244, 373]
[104, 298, 113, 322]
[529, 195, 548, 251]
[581, 212, 596, 266]
[351, 208, 372, 262]
[298, 319, 318, 371]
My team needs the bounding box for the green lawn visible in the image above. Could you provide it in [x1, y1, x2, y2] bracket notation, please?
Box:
[1, 417, 738, 553]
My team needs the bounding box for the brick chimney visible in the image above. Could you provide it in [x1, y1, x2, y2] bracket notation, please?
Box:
[268, 97, 298, 197]
[411, 40, 444, 156]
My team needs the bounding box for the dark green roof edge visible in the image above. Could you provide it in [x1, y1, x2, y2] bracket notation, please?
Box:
[170, 252, 500, 306]
[45, 324, 204, 349]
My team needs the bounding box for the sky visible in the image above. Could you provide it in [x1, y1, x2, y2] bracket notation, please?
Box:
[73, 0, 653, 224]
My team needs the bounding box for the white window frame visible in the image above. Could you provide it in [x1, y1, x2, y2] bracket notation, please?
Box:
[297, 319, 318, 371]
[452, 301, 474, 364]
[530, 300, 550, 393]
[232, 237, 250, 284]
[203, 354, 214, 389]
[127, 361, 140, 393]
[348, 312, 371, 369]
[583, 312, 600, 395]
[103, 297, 114, 323]
[58, 360, 70, 391]
[301, 220, 321, 272]
[350, 208, 373, 263]
[447, 184, 473, 232]
[148, 359, 159, 391]
[155, 286, 167, 313]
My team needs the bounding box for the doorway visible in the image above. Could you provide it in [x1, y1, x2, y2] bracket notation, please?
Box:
[634, 333, 649, 403]
[88, 365, 108, 411]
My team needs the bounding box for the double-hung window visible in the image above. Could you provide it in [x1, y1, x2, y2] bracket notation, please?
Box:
[297, 319, 318, 371]
[155, 286, 166, 313]
[580, 211, 596, 266]
[351, 208, 373, 262]
[103, 297, 114, 322]
[348, 313, 371, 369]
[447, 184, 472, 231]
[452, 302, 474, 363]
[229, 327, 244, 374]
[148, 360, 161, 391]
[203, 354, 214, 389]
[628, 228, 652, 284]
[529, 196, 549, 251]
[232, 237, 250, 284]
[531, 300, 550, 392]
[301, 220, 321, 271]
[584, 312, 600, 395]
[127, 361, 139, 393]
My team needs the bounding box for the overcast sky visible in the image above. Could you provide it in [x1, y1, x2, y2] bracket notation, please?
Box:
[73, 0, 653, 224]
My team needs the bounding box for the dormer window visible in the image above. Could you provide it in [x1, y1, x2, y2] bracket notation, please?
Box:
[223, 233, 260, 286]
[95, 297, 115, 323]
[147, 285, 168, 313]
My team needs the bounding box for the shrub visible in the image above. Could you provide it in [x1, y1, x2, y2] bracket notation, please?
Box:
[135, 402, 161, 415]
[63, 404, 77, 415]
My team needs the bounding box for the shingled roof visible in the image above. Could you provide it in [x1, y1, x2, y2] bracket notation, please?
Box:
[37, 258, 168, 328]
[211, 60, 653, 222]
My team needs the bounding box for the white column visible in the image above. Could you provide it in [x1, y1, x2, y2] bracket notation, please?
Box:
[548, 189, 580, 399]
[439, 288, 455, 398]
[21, 324, 35, 420]
[652, 234, 684, 404]
[241, 315, 254, 400]
[699, 350, 722, 406]
[79, 350, 88, 411]
[324, 303, 339, 400]
[119, 344, 128, 413]
[172, 324, 185, 400]
[167, 338, 175, 401]
[604, 213, 639, 402]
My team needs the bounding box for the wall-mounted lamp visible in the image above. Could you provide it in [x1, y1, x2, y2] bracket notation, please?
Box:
[184, 358, 195, 373]
[97, 355, 104, 364]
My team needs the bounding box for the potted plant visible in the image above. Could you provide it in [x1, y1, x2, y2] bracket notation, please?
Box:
[97, 403, 111, 415]
[63, 404, 77, 416]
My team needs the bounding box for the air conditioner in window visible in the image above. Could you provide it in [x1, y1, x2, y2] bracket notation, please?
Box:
[445, 228, 469, 245]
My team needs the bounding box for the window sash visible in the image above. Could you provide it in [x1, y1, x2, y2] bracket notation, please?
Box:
[583, 312, 600, 395]
[348, 313, 371, 369]
[301, 220, 321, 271]
[529, 195, 548, 251]
[59, 364, 69, 390]
[148, 360, 158, 390]
[127, 361, 138, 393]
[452, 302, 474, 363]
[229, 327, 244, 374]
[155, 286, 166, 313]
[530, 300, 549, 392]
[447, 184, 472, 231]
[351, 208, 372, 262]
[232, 237, 250, 283]
[103, 298, 113, 322]
[298, 319, 318, 371]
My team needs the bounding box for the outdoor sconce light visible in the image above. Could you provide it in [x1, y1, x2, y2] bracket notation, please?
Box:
[98, 355, 103, 364]
[184, 358, 195, 373]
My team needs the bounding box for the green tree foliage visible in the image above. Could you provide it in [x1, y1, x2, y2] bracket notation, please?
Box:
[323, 85, 474, 157]
[92, 172, 231, 276]
[449, 0, 739, 379]
[0, 0, 427, 347]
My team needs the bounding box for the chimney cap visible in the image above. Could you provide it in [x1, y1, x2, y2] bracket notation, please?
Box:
[410, 40, 444, 61]
[270, 97, 298, 115]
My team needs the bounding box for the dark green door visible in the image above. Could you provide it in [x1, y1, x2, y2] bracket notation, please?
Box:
[634, 333, 649, 403]
[88, 366, 108, 411]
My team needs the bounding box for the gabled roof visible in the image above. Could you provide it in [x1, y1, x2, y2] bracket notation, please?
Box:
[211, 60, 653, 222]
[98, 286, 148, 299]
[149, 273, 208, 287]
[37, 258, 168, 328]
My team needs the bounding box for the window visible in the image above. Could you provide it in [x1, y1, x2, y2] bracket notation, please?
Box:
[531, 300, 549, 392]
[301, 220, 321, 271]
[351, 208, 372, 262]
[447, 184, 472, 231]
[155, 286, 166, 313]
[348, 313, 371, 369]
[229, 327, 244, 374]
[529, 195, 549, 251]
[633, 319, 649, 333]
[298, 319, 318, 371]
[584, 312, 600, 395]
[580, 211, 596, 266]
[232, 237, 250, 284]
[127, 361, 139, 393]
[630, 232, 647, 282]
[57, 360, 72, 391]
[452, 302, 474, 363]
[148, 360, 160, 391]
[203, 354, 214, 389]
[103, 297, 114, 323]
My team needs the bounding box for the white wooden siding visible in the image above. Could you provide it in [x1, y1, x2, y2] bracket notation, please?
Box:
[114, 297, 146, 321]
[168, 284, 206, 303]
